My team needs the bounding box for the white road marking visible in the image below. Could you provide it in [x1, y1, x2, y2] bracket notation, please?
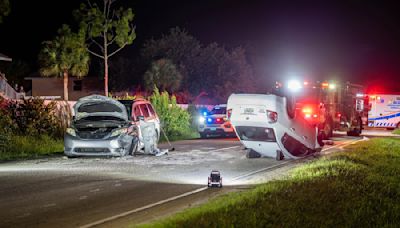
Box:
[231, 161, 292, 181]
[79, 196, 88, 200]
[114, 183, 122, 187]
[42, 203, 56, 208]
[211, 146, 240, 152]
[90, 188, 100, 193]
[79, 187, 208, 228]
[322, 137, 367, 154]
[16, 212, 31, 218]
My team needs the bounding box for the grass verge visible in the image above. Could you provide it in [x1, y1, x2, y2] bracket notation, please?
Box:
[393, 129, 400, 135]
[0, 135, 63, 160]
[140, 138, 400, 227]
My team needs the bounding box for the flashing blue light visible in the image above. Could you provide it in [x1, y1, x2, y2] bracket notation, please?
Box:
[203, 111, 208, 116]
[207, 118, 212, 123]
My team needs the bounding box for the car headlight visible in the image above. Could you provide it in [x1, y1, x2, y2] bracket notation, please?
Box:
[111, 128, 128, 137]
[199, 116, 205, 123]
[66, 128, 76, 137]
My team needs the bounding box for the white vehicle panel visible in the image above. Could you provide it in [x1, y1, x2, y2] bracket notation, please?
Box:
[368, 94, 400, 128]
[228, 94, 321, 159]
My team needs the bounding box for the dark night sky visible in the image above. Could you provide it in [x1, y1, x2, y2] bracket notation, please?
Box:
[1, 0, 400, 92]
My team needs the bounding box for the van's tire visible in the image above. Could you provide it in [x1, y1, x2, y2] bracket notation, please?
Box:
[246, 149, 261, 158]
[276, 150, 284, 161]
[286, 95, 296, 119]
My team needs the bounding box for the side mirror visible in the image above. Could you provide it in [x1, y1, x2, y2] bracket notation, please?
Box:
[136, 115, 145, 121]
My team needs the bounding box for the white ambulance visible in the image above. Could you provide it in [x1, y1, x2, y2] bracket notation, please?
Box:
[227, 94, 323, 160]
[367, 94, 400, 129]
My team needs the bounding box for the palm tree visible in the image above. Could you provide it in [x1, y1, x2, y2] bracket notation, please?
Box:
[39, 25, 89, 101]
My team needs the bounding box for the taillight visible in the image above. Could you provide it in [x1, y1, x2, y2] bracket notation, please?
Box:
[313, 114, 318, 118]
[227, 109, 232, 119]
[267, 110, 278, 123]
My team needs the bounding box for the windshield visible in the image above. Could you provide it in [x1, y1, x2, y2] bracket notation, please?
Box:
[235, 126, 276, 142]
[210, 107, 226, 115]
[77, 102, 123, 113]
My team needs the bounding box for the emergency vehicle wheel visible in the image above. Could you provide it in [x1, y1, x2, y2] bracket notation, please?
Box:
[200, 133, 207, 139]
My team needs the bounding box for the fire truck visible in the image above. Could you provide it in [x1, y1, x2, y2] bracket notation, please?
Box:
[274, 80, 369, 138]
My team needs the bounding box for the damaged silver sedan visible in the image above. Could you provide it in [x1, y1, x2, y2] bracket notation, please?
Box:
[64, 95, 138, 157]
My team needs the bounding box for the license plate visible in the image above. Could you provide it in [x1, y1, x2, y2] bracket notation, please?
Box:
[210, 127, 216, 131]
[244, 108, 254, 113]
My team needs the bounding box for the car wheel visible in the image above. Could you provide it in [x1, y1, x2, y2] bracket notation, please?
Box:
[200, 133, 207, 139]
[246, 149, 261, 158]
[276, 150, 284, 161]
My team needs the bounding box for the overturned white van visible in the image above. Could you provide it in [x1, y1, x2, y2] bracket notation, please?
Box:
[227, 94, 323, 160]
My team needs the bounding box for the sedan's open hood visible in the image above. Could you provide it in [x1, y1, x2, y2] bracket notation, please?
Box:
[74, 95, 129, 121]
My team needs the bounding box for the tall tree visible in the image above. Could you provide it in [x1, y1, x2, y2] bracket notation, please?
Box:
[144, 58, 182, 93]
[0, 0, 10, 23]
[39, 25, 89, 101]
[141, 28, 257, 102]
[75, 0, 136, 96]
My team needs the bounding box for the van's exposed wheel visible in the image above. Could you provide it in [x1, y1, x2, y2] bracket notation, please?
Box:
[246, 149, 261, 158]
[276, 150, 284, 161]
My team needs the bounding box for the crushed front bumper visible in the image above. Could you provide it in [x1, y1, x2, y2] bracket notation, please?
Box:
[64, 134, 135, 157]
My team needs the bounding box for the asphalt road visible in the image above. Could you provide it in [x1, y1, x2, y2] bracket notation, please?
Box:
[0, 135, 366, 228]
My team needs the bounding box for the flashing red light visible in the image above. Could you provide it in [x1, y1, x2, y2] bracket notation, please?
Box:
[216, 118, 221, 122]
[303, 81, 309, 86]
[313, 114, 318, 118]
[305, 113, 311, 118]
[337, 113, 342, 118]
[321, 82, 329, 88]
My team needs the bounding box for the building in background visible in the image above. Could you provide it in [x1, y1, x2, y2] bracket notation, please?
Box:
[24, 76, 104, 101]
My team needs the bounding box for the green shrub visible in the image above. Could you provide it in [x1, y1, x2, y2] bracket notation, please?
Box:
[149, 87, 197, 140]
[6, 98, 65, 138]
[393, 129, 400, 135]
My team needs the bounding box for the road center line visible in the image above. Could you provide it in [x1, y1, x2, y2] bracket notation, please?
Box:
[79, 187, 208, 228]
